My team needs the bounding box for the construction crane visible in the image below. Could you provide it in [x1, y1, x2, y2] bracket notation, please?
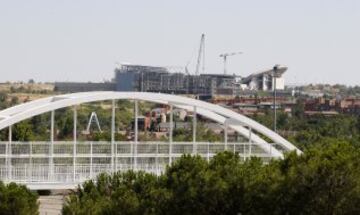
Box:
[219, 51, 242, 75]
[195, 34, 205, 76]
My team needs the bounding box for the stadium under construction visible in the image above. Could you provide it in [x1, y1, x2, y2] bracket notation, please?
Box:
[55, 63, 287, 97]
[55, 34, 287, 97]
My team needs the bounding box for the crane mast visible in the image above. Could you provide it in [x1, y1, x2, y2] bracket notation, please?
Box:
[195, 34, 205, 76]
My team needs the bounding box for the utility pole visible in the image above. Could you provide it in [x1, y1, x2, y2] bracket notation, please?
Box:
[273, 65, 279, 132]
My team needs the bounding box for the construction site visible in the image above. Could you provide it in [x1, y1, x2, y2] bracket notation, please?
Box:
[55, 34, 287, 98]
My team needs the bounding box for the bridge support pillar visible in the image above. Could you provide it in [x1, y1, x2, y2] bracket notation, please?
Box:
[134, 100, 138, 170]
[73, 106, 77, 182]
[29, 142, 32, 182]
[249, 127, 252, 158]
[90, 141, 93, 179]
[169, 105, 173, 165]
[111, 100, 116, 172]
[49, 110, 54, 181]
[192, 106, 197, 154]
[224, 122, 228, 150]
[156, 143, 159, 175]
[7, 126, 12, 180]
[207, 142, 210, 162]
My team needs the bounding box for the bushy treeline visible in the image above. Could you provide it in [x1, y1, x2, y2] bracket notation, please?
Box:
[253, 108, 360, 149]
[63, 140, 360, 215]
[0, 182, 39, 215]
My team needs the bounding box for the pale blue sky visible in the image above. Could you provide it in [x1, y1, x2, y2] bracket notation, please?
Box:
[0, 0, 359, 85]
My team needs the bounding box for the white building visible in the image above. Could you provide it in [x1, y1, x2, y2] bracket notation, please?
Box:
[241, 65, 287, 91]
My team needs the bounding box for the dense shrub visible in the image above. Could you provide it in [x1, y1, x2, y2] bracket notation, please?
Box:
[0, 182, 39, 215]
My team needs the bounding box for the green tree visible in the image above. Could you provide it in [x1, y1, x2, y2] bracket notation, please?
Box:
[0, 92, 8, 109]
[292, 99, 305, 119]
[0, 182, 39, 215]
[57, 110, 74, 139]
[273, 140, 360, 215]
[12, 120, 34, 141]
[161, 155, 210, 214]
[63, 171, 162, 215]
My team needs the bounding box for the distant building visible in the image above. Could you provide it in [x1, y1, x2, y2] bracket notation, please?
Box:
[54, 63, 288, 97]
[115, 64, 169, 92]
[241, 66, 287, 91]
[114, 63, 238, 96]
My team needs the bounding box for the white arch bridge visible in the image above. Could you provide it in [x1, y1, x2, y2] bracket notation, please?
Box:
[0, 92, 301, 190]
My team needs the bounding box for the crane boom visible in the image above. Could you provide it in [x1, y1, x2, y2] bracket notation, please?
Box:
[219, 51, 242, 57]
[219, 51, 242, 75]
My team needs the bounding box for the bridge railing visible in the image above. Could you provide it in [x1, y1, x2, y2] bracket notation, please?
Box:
[0, 141, 276, 185]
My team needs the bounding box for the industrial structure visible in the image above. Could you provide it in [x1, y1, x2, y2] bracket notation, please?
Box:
[0, 92, 300, 190]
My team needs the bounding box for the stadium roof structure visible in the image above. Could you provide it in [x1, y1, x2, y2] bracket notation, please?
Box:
[241, 65, 288, 83]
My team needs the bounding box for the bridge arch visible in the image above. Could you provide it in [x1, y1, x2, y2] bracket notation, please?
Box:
[0, 91, 301, 189]
[0, 91, 300, 155]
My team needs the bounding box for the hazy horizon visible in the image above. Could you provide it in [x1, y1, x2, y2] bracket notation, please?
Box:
[1, 0, 359, 85]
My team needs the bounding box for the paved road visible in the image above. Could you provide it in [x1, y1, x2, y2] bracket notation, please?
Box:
[38, 195, 65, 215]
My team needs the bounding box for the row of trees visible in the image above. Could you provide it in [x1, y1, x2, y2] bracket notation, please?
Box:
[253, 105, 360, 150]
[63, 140, 360, 215]
[0, 92, 20, 109]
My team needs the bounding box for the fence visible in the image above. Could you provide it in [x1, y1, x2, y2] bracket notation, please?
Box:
[0, 141, 273, 185]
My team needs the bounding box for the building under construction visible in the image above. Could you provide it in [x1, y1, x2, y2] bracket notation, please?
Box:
[55, 63, 287, 97]
[115, 63, 238, 96]
[53, 32, 290, 97]
[54, 34, 287, 96]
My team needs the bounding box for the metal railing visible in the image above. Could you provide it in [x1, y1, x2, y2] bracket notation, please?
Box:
[0, 141, 273, 185]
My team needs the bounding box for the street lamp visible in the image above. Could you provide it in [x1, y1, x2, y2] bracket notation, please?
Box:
[272, 65, 280, 132]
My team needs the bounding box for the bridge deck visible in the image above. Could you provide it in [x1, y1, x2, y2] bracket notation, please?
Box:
[0, 141, 278, 190]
